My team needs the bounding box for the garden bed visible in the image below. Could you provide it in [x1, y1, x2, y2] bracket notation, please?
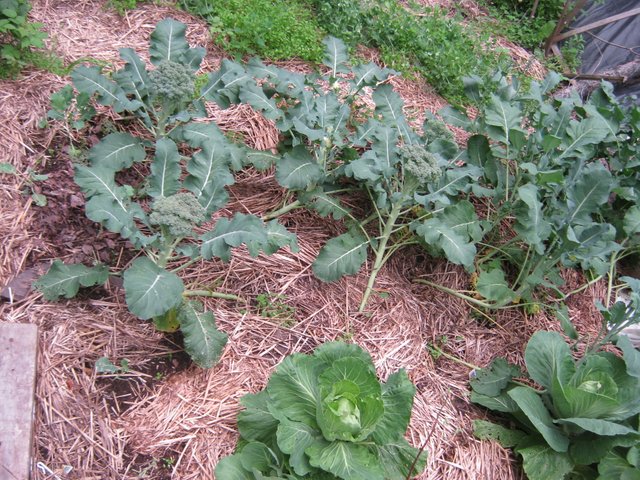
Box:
[0, 1, 613, 479]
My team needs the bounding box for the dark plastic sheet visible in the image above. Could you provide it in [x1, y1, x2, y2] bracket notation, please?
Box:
[566, 1, 640, 99]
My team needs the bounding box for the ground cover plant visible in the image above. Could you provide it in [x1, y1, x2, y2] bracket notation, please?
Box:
[0, 0, 47, 77]
[470, 281, 640, 479]
[473, 0, 584, 71]
[303, 0, 512, 103]
[34, 18, 297, 368]
[215, 341, 427, 479]
[178, 0, 324, 62]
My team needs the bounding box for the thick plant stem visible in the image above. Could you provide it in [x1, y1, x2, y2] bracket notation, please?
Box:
[358, 203, 403, 312]
[184, 290, 242, 302]
[262, 200, 301, 221]
[414, 278, 534, 310]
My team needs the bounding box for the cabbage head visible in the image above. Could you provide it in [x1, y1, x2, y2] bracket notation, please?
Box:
[215, 341, 427, 480]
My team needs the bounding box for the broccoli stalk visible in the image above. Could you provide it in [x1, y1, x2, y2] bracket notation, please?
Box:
[358, 144, 442, 311]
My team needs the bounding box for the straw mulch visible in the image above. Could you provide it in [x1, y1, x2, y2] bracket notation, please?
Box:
[0, 1, 607, 479]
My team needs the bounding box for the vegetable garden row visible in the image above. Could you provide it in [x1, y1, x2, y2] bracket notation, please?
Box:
[26, 16, 640, 479]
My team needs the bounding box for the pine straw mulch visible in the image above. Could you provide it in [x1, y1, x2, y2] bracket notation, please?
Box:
[0, 1, 608, 479]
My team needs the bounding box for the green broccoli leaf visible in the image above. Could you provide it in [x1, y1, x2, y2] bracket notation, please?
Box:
[123, 257, 184, 320]
[300, 190, 351, 221]
[413, 200, 481, 270]
[623, 205, 640, 237]
[72, 65, 141, 113]
[200, 213, 269, 261]
[372, 84, 414, 142]
[83, 194, 147, 246]
[263, 220, 300, 255]
[173, 122, 227, 149]
[483, 94, 523, 147]
[119, 47, 150, 91]
[322, 36, 349, 78]
[514, 183, 551, 255]
[181, 46, 205, 72]
[178, 300, 227, 369]
[88, 132, 146, 170]
[312, 231, 369, 282]
[34, 261, 109, 300]
[275, 145, 324, 190]
[75, 163, 148, 245]
[562, 163, 613, 226]
[476, 267, 516, 305]
[183, 140, 235, 214]
[148, 138, 181, 198]
[238, 82, 281, 121]
[199, 59, 251, 107]
[149, 18, 190, 66]
[556, 116, 610, 161]
[350, 62, 394, 90]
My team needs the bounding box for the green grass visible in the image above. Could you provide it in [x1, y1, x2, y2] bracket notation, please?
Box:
[178, 0, 325, 62]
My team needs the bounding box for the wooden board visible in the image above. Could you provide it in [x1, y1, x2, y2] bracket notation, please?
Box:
[0, 323, 38, 480]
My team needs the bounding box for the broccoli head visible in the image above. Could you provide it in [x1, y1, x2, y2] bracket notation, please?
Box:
[423, 115, 455, 144]
[149, 192, 206, 238]
[148, 60, 195, 104]
[400, 144, 442, 188]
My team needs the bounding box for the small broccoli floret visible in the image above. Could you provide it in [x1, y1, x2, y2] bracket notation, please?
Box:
[148, 60, 195, 104]
[149, 192, 206, 238]
[400, 144, 442, 188]
[424, 115, 455, 144]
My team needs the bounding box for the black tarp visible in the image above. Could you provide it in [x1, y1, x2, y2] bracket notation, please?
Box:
[567, 0, 640, 98]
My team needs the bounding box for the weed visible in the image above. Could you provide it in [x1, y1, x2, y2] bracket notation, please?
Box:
[0, 162, 48, 206]
[0, 0, 48, 77]
[95, 356, 130, 374]
[255, 292, 296, 324]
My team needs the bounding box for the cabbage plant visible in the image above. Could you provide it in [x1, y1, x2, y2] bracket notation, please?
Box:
[470, 327, 640, 480]
[215, 341, 427, 479]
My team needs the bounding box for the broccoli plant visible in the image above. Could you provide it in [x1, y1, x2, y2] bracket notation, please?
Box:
[34, 19, 297, 368]
[202, 37, 482, 311]
[215, 341, 427, 479]
[416, 72, 640, 315]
